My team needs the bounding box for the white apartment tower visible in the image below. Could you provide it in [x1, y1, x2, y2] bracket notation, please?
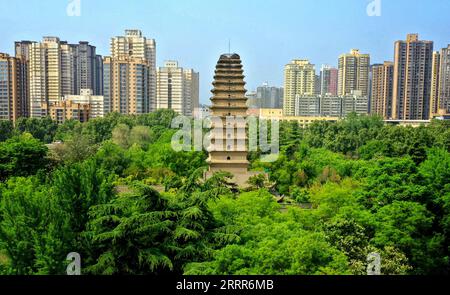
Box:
[283, 59, 316, 116]
[27, 37, 102, 118]
[156, 61, 199, 116]
[29, 37, 62, 117]
[430, 51, 441, 117]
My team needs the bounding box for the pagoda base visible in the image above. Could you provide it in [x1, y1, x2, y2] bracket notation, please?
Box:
[204, 169, 264, 188]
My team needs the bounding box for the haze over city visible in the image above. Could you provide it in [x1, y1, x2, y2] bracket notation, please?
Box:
[1, 0, 450, 104]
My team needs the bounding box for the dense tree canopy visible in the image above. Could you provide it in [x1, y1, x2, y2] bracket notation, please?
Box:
[0, 133, 49, 181]
[0, 112, 449, 275]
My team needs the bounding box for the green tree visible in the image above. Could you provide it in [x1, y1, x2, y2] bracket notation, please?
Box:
[129, 126, 154, 148]
[0, 133, 48, 180]
[0, 177, 72, 274]
[186, 191, 350, 275]
[419, 148, 450, 205]
[353, 157, 425, 208]
[112, 123, 131, 149]
[372, 201, 445, 273]
[54, 119, 82, 141]
[0, 158, 116, 275]
[0, 120, 14, 142]
[85, 183, 176, 274]
[51, 159, 116, 235]
[247, 174, 267, 190]
[94, 142, 131, 176]
[358, 140, 389, 160]
[85, 181, 225, 275]
[51, 132, 99, 164]
[418, 148, 450, 273]
[15, 117, 58, 143]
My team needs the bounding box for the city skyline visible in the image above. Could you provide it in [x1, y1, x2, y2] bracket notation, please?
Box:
[1, 0, 450, 104]
[2, 31, 449, 122]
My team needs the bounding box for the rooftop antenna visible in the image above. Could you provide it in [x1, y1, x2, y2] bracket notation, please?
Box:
[228, 39, 231, 54]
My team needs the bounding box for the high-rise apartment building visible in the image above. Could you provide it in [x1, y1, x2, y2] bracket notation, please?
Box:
[156, 61, 199, 116]
[338, 49, 370, 97]
[15, 41, 33, 61]
[430, 51, 441, 117]
[110, 29, 156, 111]
[95, 55, 104, 95]
[371, 62, 394, 118]
[283, 59, 316, 116]
[256, 82, 283, 109]
[320, 65, 338, 96]
[14, 41, 32, 118]
[182, 68, 200, 116]
[60, 41, 76, 97]
[393, 34, 434, 120]
[315, 74, 321, 95]
[25, 37, 103, 118]
[246, 91, 258, 109]
[438, 45, 450, 114]
[28, 37, 61, 117]
[72, 42, 103, 95]
[111, 29, 156, 61]
[103, 56, 151, 115]
[0, 53, 26, 121]
[103, 57, 111, 114]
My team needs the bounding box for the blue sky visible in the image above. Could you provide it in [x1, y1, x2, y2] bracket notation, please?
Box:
[1, 0, 450, 104]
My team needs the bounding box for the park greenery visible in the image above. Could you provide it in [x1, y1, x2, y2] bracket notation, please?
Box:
[0, 110, 449, 275]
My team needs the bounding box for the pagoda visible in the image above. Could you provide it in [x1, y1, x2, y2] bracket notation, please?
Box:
[205, 53, 257, 186]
